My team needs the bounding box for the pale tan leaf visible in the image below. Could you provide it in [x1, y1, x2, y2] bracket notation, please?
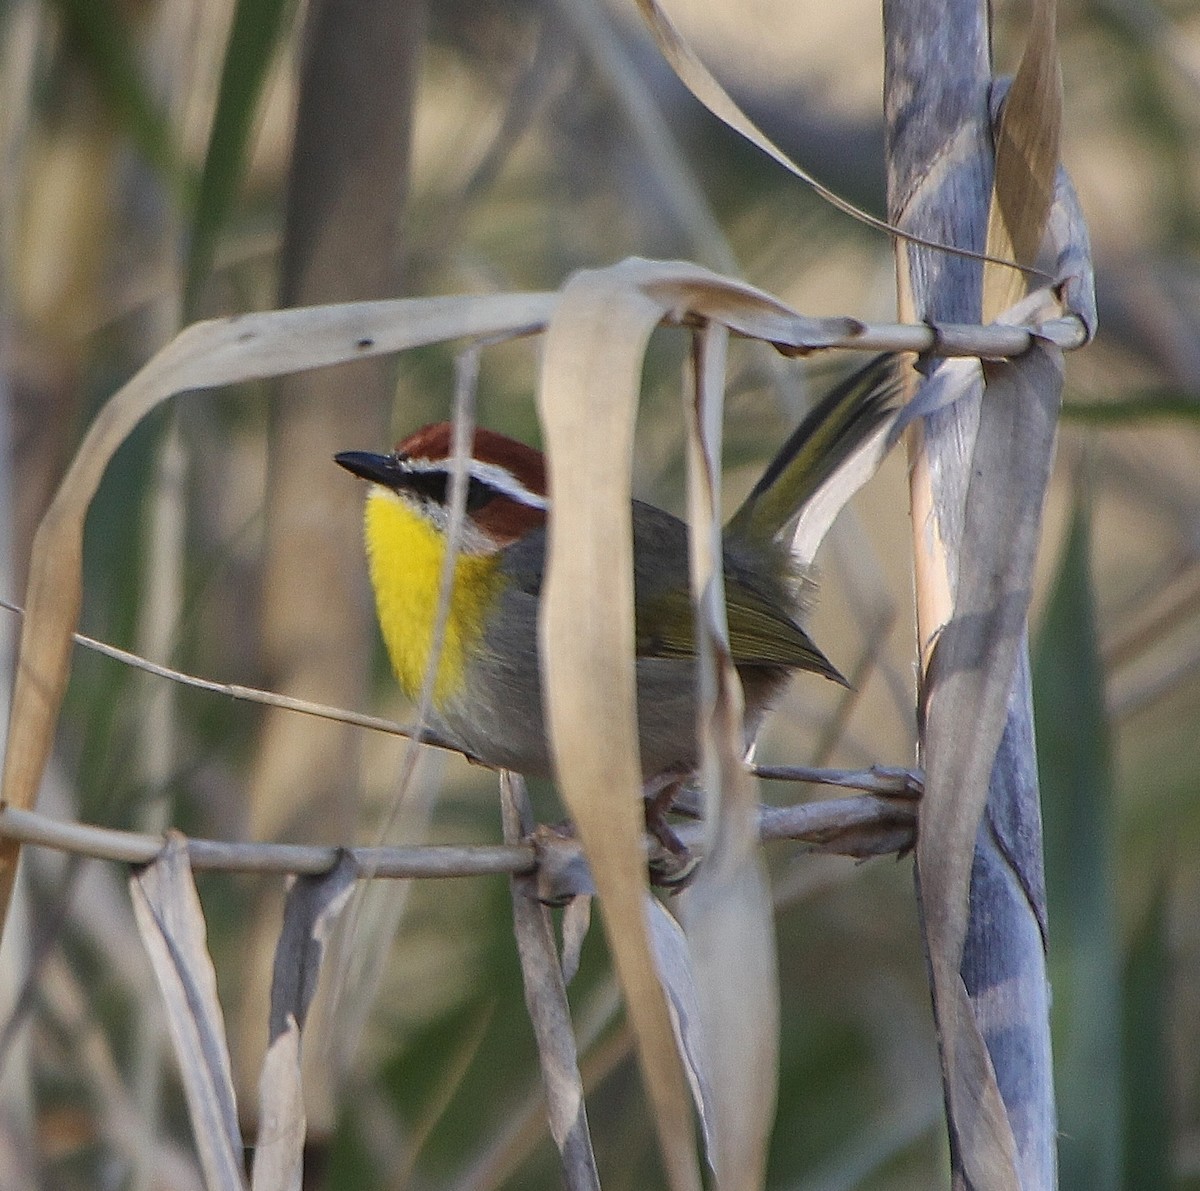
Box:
[560, 894, 592, 988]
[0, 292, 556, 936]
[250, 1019, 304, 1191]
[680, 322, 777, 1189]
[267, 854, 358, 1040]
[681, 860, 776, 1189]
[645, 896, 716, 1165]
[500, 773, 600, 1190]
[984, 0, 1063, 318]
[537, 259, 701, 1191]
[633, 1, 1025, 273]
[1045, 164, 1097, 340]
[916, 345, 1063, 1190]
[633, 0, 923, 242]
[130, 834, 246, 1191]
[537, 257, 901, 1189]
[249, 855, 357, 1189]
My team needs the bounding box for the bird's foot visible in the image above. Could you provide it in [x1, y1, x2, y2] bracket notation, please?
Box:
[643, 774, 700, 889]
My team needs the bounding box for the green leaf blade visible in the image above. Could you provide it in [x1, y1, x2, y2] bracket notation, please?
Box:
[1033, 493, 1122, 1191]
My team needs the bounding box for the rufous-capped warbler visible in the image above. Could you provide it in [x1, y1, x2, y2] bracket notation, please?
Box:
[335, 353, 900, 782]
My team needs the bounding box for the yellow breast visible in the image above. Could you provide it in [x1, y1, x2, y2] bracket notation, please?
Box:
[363, 488, 502, 705]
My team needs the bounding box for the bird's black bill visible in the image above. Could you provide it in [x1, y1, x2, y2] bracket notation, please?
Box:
[334, 450, 403, 486]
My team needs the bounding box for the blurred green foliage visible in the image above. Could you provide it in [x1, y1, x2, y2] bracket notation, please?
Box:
[1035, 496, 1123, 1190]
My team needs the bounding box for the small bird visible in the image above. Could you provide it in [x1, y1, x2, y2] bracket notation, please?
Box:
[336, 354, 900, 784]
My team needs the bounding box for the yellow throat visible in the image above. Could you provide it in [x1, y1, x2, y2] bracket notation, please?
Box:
[363, 487, 502, 705]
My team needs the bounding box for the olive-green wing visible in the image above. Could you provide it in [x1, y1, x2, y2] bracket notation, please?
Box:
[635, 585, 845, 684]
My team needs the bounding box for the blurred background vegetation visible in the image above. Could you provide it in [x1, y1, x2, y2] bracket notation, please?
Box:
[0, 0, 1195, 1187]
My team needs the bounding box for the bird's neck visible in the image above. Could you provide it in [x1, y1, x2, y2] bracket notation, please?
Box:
[363, 488, 503, 705]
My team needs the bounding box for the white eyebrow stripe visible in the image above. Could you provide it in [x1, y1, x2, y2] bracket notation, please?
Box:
[403, 456, 549, 510]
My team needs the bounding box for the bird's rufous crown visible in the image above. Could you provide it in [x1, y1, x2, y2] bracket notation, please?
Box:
[391, 422, 548, 546]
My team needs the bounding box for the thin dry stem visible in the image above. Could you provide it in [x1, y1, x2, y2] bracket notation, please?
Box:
[0, 791, 915, 878]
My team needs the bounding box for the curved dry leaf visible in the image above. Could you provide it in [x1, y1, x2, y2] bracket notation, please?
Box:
[634, 1, 1027, 274]
[538, 259, 895, 1189]
[634, 0, 929, 244]
[984, 0, 1062, 317]
[681, 858, 776, 1188]
[560, 894, 592, 988]
[680, 323, 777, 1189]
[917, 344, 1063, 1190]
[0, 292, 557, 937]
[251, 1019, 304, 1191]
[130, 834, 246, 1191]
[501, 773, 600, 1190]
[251, 858, 356, 1191]
[537, 260, 702, 1191]
[1046, 165, 1098, 340]
[537, 258, 881, 1190]
[268, 855, 358, 1041]
[250, 857, 358, 1190]
[645, 896, 716, 1165]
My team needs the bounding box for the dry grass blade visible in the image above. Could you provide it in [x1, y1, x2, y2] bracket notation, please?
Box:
[250, 1021, 304, 1191]
[679, 323, 777, 1189]
[886, 0, 1069, 1177]
[916, 345, 1063, 1188]
[267, 855, 358, 1046]
[536, 258, 876, 1187]
[501, 773, 600, 1191]
[537, 260, 701, 1191]
[984, 0, 1062, 318]
[129, 833, 246, 1191]
[1045, 163, 1097, 340]
[630, 0, 922, 245]
[635, 0, 1030, 274]
[0, 292, 557, 941]
[922, 7, 1063, 1181]
[645, 897, 716, 1163]
[252, 855, 357, 1191]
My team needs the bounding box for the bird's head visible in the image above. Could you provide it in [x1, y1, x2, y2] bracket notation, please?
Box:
[335, 422, 548, 553]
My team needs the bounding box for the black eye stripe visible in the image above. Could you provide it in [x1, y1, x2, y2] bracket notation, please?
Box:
[404, 470, 494, 512]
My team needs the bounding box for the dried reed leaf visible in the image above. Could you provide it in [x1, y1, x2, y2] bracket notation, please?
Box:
[560, 894, 592, 987]
[633, 0, 917, 242]
[250, 1019, 303, 1191]
[501, 773, 600, 1190]
[256, 868, 350, 1187]
[916, 344, 1063, 1189]
[0, 292, 557, 938]
[537, 259, 702, 1191]
[251, 854, 356, 1191]
[680, 323, 777, 1189]
[645, 896, 716, 1164]
[267, 852, 358, 1041]
[537, 258, 900, 1188]
[983, 0, 1062, 317]
[130, 833, 246, 1191]
[1045, 164, 1097, 340]
[634, 0, 1029, 275]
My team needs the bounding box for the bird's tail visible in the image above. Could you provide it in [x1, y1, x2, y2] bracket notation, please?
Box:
[724, 353, 903, 564]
